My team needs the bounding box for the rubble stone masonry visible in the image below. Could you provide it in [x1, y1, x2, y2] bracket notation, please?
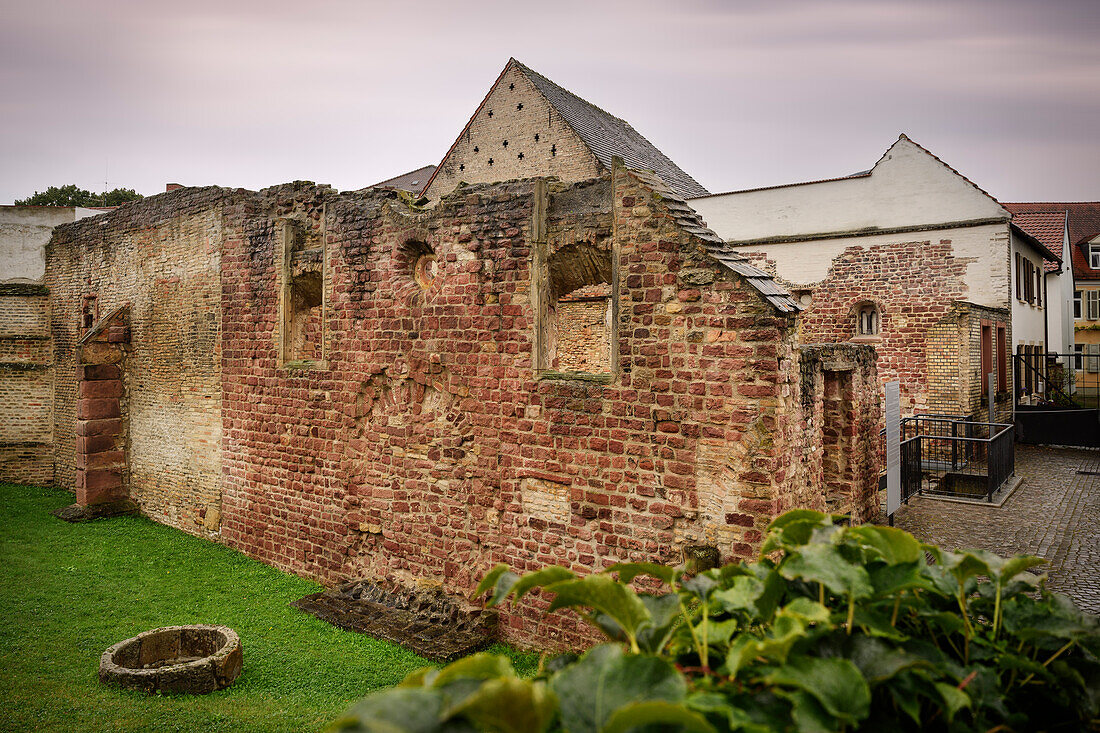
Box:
[46, 172, 878, 647]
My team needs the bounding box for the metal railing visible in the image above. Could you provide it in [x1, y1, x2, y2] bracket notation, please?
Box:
[899, 417, 1015, 502]
[1021, 352, 1100, 410]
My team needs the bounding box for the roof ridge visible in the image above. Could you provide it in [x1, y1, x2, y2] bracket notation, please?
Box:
[512, 61, 709, 199]
[890, 134, 1005, 210]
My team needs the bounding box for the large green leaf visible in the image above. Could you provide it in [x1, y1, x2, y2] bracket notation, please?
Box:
[433, 653, 516, 687]
[932, 682, 971, 723]
[551, 644, 686, 733]
[511, 567, 577, 605]
[446, 678, 557, 733]
[331, 688, 453, 733]
[761, 511, 833, 554]
[474, 564, 521, 607]
[607, 562, 680, 586]
[848, 636, 931, 683]
[713, 576, 765, 616]
[724, 613, 809, 676]
[845, 525, 923, 565]
[779, 543, 873, 600]
[867, 561, 932, 597]
[600, 700, 716, 733]
[764, 656, 871, 723]
[546, 575, 652, 642]
[637, 593, 683, 654]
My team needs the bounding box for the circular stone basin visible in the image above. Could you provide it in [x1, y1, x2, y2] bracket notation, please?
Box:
[99, 625, 242, 694]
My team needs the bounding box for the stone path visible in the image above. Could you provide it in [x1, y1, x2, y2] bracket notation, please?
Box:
[891, 445, 1100, 614]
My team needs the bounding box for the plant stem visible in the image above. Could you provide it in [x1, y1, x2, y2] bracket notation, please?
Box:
[678, 594, 705, 666]
[1020, 640, 1075, 686]
[819, 582, 825, 606]
[992, 580, 1003, 639]
[891, 593, 902, 627]
[846, 594, 855, 635]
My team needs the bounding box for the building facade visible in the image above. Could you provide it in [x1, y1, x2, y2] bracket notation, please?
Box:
[688, 136, 1061, 422]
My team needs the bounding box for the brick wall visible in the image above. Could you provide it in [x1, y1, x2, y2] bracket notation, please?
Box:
[47, 173, 879, 649]
[46, 187, 230, 533]
[0, 286, 53, 485]
[423, 64, 603, 203]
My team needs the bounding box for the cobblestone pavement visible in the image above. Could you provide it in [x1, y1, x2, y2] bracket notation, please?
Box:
[891, 445, 1100, 614]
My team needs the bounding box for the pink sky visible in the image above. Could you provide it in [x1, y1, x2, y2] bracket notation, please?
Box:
[2, 0, 1097, 204]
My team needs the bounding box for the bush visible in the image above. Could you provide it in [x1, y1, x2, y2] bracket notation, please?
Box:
[331, 511, 1100, 732]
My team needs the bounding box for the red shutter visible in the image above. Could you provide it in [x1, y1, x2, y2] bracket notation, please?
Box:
[996, 324, 1007, 393]
[981, 322, 992, 396]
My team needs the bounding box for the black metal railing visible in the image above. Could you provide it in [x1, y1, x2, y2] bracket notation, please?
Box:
[1014, 353, 1078, 407]
[898, 417, 1014, 503]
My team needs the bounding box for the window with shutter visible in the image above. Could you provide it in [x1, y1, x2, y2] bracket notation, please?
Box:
[1088, 291, 1100, 321]
[996, 325, 1007, 393]
[1016, 253, 1022, 300]
[1074, 291, 1082, 319]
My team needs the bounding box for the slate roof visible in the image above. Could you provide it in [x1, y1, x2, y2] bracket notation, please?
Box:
[1008, 211, 1065, 272]
[370, 165, 437, 193]
[628, 167, 800, 314]
[512, 61, 709, 199]
[420, 59, 709, 200]
[1006, 202, 1100, 281]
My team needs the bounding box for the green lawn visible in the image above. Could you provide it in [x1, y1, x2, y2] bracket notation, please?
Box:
[0, 483, 536, 732]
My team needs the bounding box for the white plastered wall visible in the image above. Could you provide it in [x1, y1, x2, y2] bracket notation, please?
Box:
[689, 136, 1007, 242]
[727, 223, 1010, 310]
[1010, 231, 1049, 349]
[0, 207, 105, 283]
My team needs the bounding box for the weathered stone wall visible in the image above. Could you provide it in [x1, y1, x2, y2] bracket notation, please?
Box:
[423, 63, 602, 202]
[0, 285, 53, 485]
[46, 188, 229, 533]
[747, 236, 992, 418]
[555, 298, 610, 372]
[45, 173, 879, 649]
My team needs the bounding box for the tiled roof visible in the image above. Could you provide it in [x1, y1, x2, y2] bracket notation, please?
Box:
[628, 166, 800, 314]
[370, 165, 437, 193]
[1009, 211, 1064, 272]
[1005, 202, 1100, 281]
[513, 60, 710, 199]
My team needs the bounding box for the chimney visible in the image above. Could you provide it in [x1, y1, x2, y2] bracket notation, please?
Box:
[166, 183, 183, 192]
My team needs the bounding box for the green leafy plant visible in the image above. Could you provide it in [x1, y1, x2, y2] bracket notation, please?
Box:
[332, 511, 1100, 732]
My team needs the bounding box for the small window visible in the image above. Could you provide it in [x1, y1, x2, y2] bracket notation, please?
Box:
[856, 303, 879, 336]
[1090, 245, 1100, 269]
[1074, 290, 1082, 319]
[1088, 291, 1100, 321]
[1074, 344, 1084, 371]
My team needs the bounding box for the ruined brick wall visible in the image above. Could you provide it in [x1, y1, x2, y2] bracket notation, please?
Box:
[748, 238, 978, 417]
[924, 302, 1012, 422]
[46, 188, 230, 533]
[0, 285, 53, 484]
[423, 63, 602, 202]
[554, 299, 610, 372]
[43, 173, 878, 649]
[213, 170, 865, 648]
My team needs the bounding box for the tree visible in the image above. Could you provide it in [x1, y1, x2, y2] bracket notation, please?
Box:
[15, 185, 143, 207]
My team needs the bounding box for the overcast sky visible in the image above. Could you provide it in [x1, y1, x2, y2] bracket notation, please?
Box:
[2, 0, 1098, 205]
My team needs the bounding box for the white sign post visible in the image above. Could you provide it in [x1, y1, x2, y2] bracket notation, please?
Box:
[885, 381, 901, 517]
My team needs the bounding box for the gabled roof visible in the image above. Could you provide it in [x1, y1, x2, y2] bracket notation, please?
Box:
[692, 134, 1003, 209]
[1008, 211, 1065, 272]
[512, 61, 709, 199]
[419, 59, 709, 200]
[370, 165, 436, 193]
[626, 165, 800, 314]
[1005, 202, 1100, 281]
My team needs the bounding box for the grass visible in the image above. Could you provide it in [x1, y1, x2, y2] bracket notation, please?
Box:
[0, 483, 537, 732]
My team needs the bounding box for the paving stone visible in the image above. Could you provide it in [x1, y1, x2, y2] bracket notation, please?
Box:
[891, 445, 1100, 614]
